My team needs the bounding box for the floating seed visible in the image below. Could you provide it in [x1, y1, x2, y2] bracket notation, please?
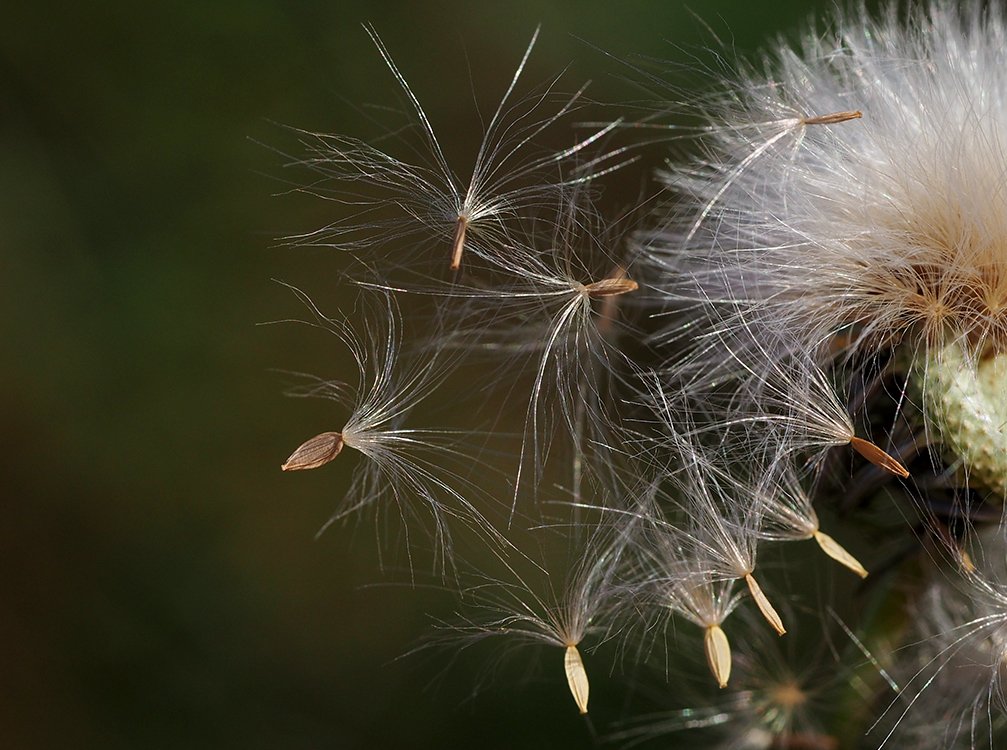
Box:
[449, 215, 469, 271]
[583, 277, 638, 298]
[564, 644, 590, 714]
[849, 436, 910, 478]
[813, 530, 868, 578]
[703, 624, 732, 688]
[802, 109, 863, 126]
[282, 432, 344, 471]
[745, 573, 786, 636]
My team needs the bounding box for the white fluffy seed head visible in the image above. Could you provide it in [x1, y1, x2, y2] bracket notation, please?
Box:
[271, 1, 1007, 741]
[649, 0, 1007, 415]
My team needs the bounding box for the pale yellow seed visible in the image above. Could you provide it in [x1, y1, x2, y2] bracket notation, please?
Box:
[812, 530, 868, 579]
[564, 644, 589, 715]
[960, 549, 976, 573]
[281, 432, 344, 471]
[745, 573, 786, 636]
[703, 624, 732, 688]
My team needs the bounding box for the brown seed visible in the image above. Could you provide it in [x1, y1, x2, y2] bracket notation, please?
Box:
[583, 276, 639, 298]
[849, 436, 910, 478]
[594, 266, 635, 337]
[802, 110, 862, 126]
[282, 432, 344, 471]
[449, 215, 469, 271]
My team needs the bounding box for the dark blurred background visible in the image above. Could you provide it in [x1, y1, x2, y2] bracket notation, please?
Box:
[2, 1, 852, 747]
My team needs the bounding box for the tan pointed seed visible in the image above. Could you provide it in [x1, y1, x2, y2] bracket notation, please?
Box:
[282, 432, 344, 471]
[583, 277, 639, 298]
[449, 215, 469, 271]
[812, 530, 868, 579]
[704, 624, 732, 688]
[803, 110, 862, 126]
[849, 436, 910, 478]
[564, 644, 590, 714]
[745, 573, 786, 636]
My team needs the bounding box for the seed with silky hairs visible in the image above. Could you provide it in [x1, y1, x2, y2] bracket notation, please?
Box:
[281, 432, 344, 471]
[849, 436, 910, 479]
[564, 644, 590, 714]
[582, 276, 638, 298]
[704, 624, 732, 688]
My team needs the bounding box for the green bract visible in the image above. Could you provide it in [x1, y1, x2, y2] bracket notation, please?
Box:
[913, 342, 1007, 499]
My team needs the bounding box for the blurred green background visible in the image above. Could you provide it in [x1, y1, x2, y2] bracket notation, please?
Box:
[1, 1, 854, 747]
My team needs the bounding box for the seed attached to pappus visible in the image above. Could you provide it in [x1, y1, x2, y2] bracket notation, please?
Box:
[564, 644, 590, 714]
[745, 573, 786, 636]
[801, 109, 862, 126]
[582, 276, 639, 298]
[592, 266, 638, 338]
[281, 431, 344, 471]
[811, 530, 868, 579]
[703, 624, 732, 688]
[449, 215, 469, 271]
[848, 436, 910, 479]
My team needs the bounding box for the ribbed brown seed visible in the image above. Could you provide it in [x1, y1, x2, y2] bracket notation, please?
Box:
[849, 436, 910, 478]
[563, 645, 590, 714]
[583, 277, 639, 298]
[282, 432, 344, 471]
[803, 110, 862, 126]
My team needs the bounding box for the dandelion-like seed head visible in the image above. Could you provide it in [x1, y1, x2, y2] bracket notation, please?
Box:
[654, 1, 1007, 357]
[649, 0, 1006, 497]
[273, 1, 1007, 745]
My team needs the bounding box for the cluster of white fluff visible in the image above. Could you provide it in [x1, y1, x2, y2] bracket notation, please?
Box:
[276, 2, 1007, 747]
